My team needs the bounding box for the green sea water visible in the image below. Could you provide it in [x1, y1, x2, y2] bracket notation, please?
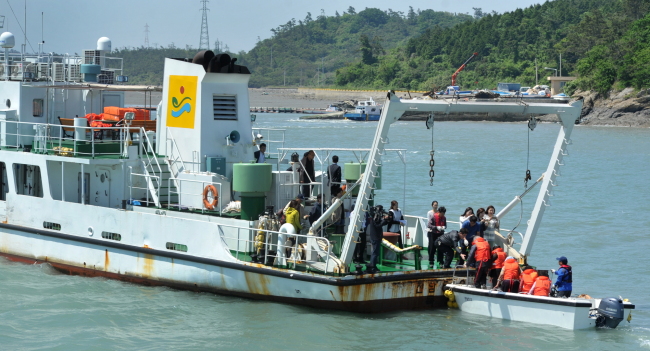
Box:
[0, 113, 648, 350]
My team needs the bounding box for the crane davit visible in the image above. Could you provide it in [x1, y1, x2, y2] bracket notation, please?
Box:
[451, 52, 478, 86]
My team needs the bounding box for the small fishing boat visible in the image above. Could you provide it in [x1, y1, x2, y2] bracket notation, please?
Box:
[446, 283, 634, 329]
[344, 97, 381, 121]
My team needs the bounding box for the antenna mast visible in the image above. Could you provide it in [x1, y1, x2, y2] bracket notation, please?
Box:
[199, 0, 210, 50]
[144, 23, 150, 48]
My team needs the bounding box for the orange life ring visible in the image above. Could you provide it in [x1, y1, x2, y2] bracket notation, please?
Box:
[203, 185, 218, 210]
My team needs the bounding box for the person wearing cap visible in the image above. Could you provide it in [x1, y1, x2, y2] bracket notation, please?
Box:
[553, 256, 572, 297]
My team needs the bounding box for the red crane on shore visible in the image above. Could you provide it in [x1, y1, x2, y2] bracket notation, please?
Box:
[451, 52, 478, 86]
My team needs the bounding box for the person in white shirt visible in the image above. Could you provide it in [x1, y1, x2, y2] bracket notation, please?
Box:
[254, 143, 266, 163]
[388, 200, 407, 248]
[426, 200, 438, 224]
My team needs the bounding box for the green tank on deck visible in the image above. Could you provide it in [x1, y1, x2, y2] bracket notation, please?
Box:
[344, 162, 381, 195]
[233, 163, 272, 220]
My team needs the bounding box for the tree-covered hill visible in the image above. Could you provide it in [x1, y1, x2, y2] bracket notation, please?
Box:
[111, 7, 472, 86]
[111, 0, 649, 96]
[335, 0, 650, 94]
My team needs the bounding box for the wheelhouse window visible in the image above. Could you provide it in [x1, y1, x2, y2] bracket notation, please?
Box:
[13, 164, 43, 197]
[33, 99, 44, 117]
[0, 162, 7, 200]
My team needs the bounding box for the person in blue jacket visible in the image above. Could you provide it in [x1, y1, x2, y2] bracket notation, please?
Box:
[553, 256, 572, 298]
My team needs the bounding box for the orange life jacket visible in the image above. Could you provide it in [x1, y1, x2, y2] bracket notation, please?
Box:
[520, 268, 539, 292]
[533, 276, 551, 296]
[473, 237, 491, 262]
[503, 258, 520, 280]
[491, 248, 506, 269]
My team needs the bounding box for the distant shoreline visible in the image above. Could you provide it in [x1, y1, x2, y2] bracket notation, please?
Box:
[124, 88, 650, 127]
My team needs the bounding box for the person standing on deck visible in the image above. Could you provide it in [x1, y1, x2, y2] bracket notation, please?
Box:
[461, 216, 482, 242]
[465, 236, 492, 288]
[552, 256, 573, 298]
[327, 155, 342, 197]
[388, 200, 406, 248]
[285, 200, 302, 233]
[488, 245, 507, 287]
[366, 205, 392, 274]
[459, 207, 474, 228]
[427, 201, 439, 224]
[481, 205, 499, 246]
[427, 206, 447, 268]
[299, 150, 315, 198]
[254, 143, 266, 163]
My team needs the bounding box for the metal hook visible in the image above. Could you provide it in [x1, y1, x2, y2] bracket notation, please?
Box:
[556, 159, 564, 166]
[553, 169, 561, 177]
[561, 149, 569, 156]
[549, 179, 558, 187]
[543, 200, 551, 207]
[563, 138, 572, 145]
[546, 189, 554, 197]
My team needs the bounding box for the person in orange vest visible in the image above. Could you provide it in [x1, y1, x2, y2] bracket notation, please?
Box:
[494, 256, 522, 292]
[466, 236, 492, 288]
[519, 266, 539, 293]
[488, 245, 507, 288]
[527, 270, 552, 296]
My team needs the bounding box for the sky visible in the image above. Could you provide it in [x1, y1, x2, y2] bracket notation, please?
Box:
[0, 0, 546, 54]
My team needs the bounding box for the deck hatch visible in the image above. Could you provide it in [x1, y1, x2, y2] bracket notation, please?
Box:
[213, 95, 237, 120]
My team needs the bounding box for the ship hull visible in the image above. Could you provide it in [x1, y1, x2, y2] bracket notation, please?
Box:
[0, 222, 454, 313]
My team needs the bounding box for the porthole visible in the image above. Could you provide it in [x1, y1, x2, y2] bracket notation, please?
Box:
[43, 221, 61, 231]
[166, 242, 188, 252]
[101, 231, 121, 241]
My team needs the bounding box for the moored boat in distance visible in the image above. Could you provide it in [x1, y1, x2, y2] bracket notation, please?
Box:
[344, 97, 382, 121]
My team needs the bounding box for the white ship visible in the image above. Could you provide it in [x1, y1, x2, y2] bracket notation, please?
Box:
[0, 32, 631, 318]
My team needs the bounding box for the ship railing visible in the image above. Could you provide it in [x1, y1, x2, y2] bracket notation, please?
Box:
[166, 177, 224, 213]
[128, 170, 160, 207]
[0, 120, 162, 159]
[252, 128, 285, 163]
[217, 223, 334, 273]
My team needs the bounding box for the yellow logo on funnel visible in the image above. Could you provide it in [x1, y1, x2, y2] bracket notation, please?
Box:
[166, 75, 197, 129]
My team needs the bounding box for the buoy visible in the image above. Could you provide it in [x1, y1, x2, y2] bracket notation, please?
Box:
[202, 184, 219, 210]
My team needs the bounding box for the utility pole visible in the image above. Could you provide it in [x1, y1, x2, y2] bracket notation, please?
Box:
[535, 57, 538, 85]
[559, 53, 562, 77]
[270, 46, 273, 69]
[199, 0, 210, 50]
[144, 24, 150, 48]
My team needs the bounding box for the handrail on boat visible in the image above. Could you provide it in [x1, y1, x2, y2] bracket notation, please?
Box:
[217, 222, 336, 273]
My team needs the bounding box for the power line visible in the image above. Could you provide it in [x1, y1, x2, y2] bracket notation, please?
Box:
[199, 0, 210, 50]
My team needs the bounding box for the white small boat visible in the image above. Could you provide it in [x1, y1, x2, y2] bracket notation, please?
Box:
[446, 284, 635, 329]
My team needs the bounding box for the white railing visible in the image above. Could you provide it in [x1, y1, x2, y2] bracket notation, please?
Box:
[252, 128, 285, 162]
[129, 171, 160, 207]
[0, 120, 154, 158]
[0, 52, 123, 83]
[217, 223, 334, 271]
[166, 177, 224, 213]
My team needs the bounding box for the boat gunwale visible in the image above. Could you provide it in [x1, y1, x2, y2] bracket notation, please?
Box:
[448, 284, 635, 309]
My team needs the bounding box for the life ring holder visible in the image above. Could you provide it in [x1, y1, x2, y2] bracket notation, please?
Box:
[203, 185, 218, 210]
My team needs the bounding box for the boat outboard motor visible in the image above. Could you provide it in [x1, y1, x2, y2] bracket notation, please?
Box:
[595, 297, 625, 328]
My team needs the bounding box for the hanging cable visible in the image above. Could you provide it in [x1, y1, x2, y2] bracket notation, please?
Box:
[525, 116, 537, 188]
[426, 114, 435, 186]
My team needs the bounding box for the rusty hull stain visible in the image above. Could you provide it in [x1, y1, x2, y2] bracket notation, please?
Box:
[244, 271, 271, 296]
[104, 249, 110, 271]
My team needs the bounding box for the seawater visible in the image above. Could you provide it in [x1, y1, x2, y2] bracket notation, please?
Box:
[0, 113, 648, 350]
